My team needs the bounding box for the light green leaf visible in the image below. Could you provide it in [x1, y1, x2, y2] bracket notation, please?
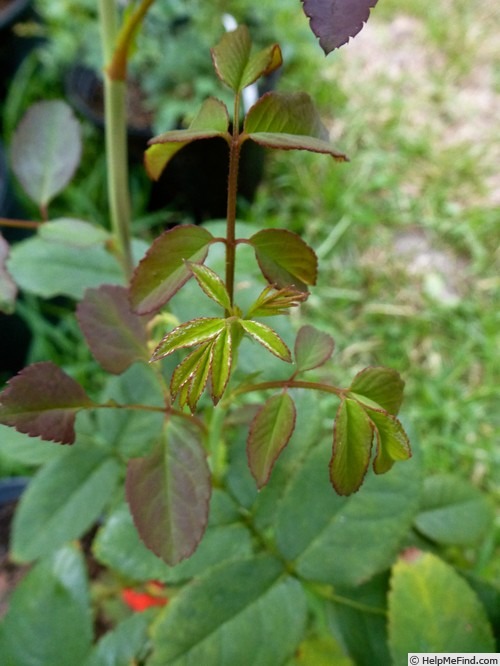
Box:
[244, 92, 347, 160]
[130, 225, 213, 314]
[11, 100, 82, 208]
[294, 324, 335, 373]
[0, 234, 17, 314]
[170, 341, 213, 398]
[0, 424, 63, 466]
[38, 218, 110, 247]
[210, 325, 232, 403]
[365, 408, 411, 474]
[211, 25, 282, 93]
[388, 552, 495, 657]
[188, 262, 231, 311]
[330, 399, 374, 495]
[145, 98, 230, 180]
[151, 317, 226, 361]
[239, 319, 292, 362]
[11, 445, 121, 562]
[414, 474, 495, 545]
[83, 611, 153, 666]
[247, 393, 296, 488]
[186, 342, 213, 412]
[148, 556, 307, 666]
[0, 545, 92, 666]
[249, 228, 317, 291]
[349, 366, 405, 415]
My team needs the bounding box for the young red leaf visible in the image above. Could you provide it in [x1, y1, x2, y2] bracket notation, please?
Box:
[0, 234, 17, 314]
[77, 285, 149, 374]
[210, 325, 232, 404]
[246, 285, 307, 318]
[151, 318, 226, 362]
[0, 362, 94, 444]
[294, 325, 335, 373]
[145, 98, 230, 180]
[244, 92, 347, 161]
[211, 25, 282, 93]
[130, 225, 213, 315]
[301, 0, 379, 54]
[247, 393, 296, 488]
[249, 228, 318, 292]
[366, 409, 411, 474]
[348, 366, 405, 415]
[330, 398, 374, 495]
[188, 262, 232, 311]
[239, 319, 292, 362]
[126, 419, 211, 565]
[11, 100, 82, 209]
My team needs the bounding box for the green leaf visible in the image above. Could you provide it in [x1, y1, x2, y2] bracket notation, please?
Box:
[365, 408, 411, 474]
[0, 234, 17, 314]
[349, 366, 405, 415]
[291, 633, 353, 666]
[211, 25, 282, 93]
[294, 324, 335, 372]
[145, 98, 230, 180]
[239, 319, 292, 362]
[148, 556, 307, 666]
[11, 100, 82, 209]
[247, 393, 296, 489]
[244, 92, 348, 160]
[185, 342, 213, 412]
[210, 325, 232, 404]
[130, 225, 213, 314]
[0, 546, 92, 666]
[0, 362, 95, 444]
[413, 474, 495, 545]
[83, 611, 153, 666]
[188, 262, 232, 311]
[388, 551, 495, 657]
[77, 285, 149, 374]
[170, 341, 213, 398]
[38, 218, 110, 247]
[11, 444, 121, 562]
[151, 317, 226, 362]
[246, 285, 307, 317]
[93, 503, 253, 586]
[0, 424, 63, 466]
[250, 228, 317, 291]
[126, 419, 211, 565]
[276, 438, 421, 587]
[330, 398, 374, 495]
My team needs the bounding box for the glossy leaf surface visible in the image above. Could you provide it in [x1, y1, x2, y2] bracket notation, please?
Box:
[0, 362, 94, 444]
[145, 98, 230, 180]
[349, 366, 405, 415]
[301, 0, 379, 53]
[0, 546, 92, 666]
[250, 228, 318, 291]
[11, 444, 120, 562]
[247, 392, 296, 488]
[151, 317, 226, 361]
[11, 100, 82, 209]
[330, 398, 374, 495]
[130, 225, 213, 314]
[77, 285, 149, 374]
[294, 324, 335, 372]
[389, 551, 495, 657]
[188, 262, 231, 311]
[366, 408, 411, 474]
[210, 324, 233, 403]
[239, 319, 292, 362]
[244, 92, 347, 160]
[211, 25, 282, 93]
[126, 419, 211, 565]
[148, 556, 307, 666]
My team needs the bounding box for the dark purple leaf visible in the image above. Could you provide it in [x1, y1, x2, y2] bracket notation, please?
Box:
[126, 419, 211, 565]
[301, 0, 379, 53]
[0, 362, 94, 444]
[77, 285, 150, 374]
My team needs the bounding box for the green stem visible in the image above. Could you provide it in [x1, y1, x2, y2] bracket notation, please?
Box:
[233, 379, 345, 399]
[305, 582, 386, 616]
[98, 0, 133, 278]
[225, 94, 242, 309]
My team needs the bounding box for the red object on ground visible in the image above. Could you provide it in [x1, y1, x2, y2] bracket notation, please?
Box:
[121, 582, 169, 612]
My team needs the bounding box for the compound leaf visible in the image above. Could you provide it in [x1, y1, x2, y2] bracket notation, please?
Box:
[151, 317, 226, 362]
[247, 393, 296, 489]
[126, 419, 211, 565]
[0, 362, 94, 444]
[77, 285, 149, 374]
[130, 225, 213, 315]
[294, 325, 335, 373]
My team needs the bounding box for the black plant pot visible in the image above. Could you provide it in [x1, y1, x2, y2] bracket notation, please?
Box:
[0, 0, 41, 103]
[65, 64, 268, 223]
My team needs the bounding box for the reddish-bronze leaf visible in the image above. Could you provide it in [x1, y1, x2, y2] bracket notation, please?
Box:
[126, 419, 211, 565]
[0, 362, 94, 444]
[348, 366, 405, 416]
[294, 325, 334, 373]
[77, 285, 149, 374]
[301, 0, 379, 54]
[247, 393, 296, 489]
